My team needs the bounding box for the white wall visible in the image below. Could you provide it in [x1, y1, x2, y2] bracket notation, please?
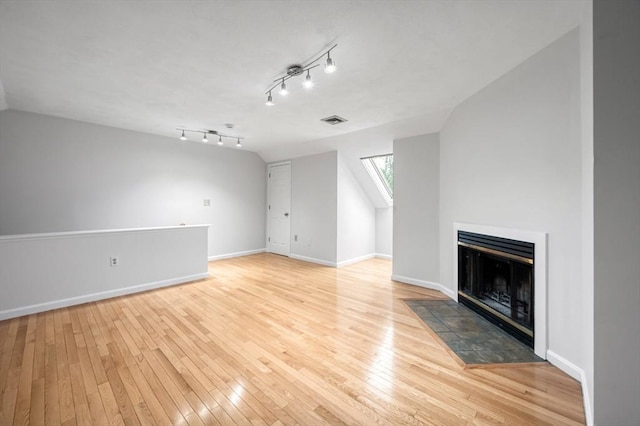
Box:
[0, 110, 267, 258]
[593, 0, 640, 423]
[290, 151, 337, 264]
[439, 29, 584, 373]
[0, 225, 209, 319]
[392, 133, 440, 287]
[337, 153, 375, 265]
[375, 208, 393, 258]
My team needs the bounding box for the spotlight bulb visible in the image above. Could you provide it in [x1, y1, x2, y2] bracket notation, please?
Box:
[324, 54, 337, 74]
[202, 132, 208, 143]
[265, 92, 274, 106]
[236, 138, 242, 148]
[218, 136, 223, 146]
[303, 71, 314, 89]
[180, 130, 187, 141]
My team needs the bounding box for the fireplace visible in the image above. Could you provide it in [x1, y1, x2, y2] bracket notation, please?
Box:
[457, 230, 534, 347]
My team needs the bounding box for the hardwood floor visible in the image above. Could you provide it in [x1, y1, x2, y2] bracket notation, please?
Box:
[0, 254, 585, 425]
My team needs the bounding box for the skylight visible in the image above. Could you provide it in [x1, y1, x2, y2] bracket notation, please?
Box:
[361, 154, 393, 206]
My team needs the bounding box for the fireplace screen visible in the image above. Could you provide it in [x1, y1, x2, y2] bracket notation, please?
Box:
[458, 231, 534, 346]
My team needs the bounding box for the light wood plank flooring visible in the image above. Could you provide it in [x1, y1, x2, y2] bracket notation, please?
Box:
[0, 254, 585, 425]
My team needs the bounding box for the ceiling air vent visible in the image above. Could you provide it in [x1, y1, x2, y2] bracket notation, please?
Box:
[320, 115, 348, 125]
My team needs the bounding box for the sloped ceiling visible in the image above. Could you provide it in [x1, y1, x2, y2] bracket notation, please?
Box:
[0, 0, 584, 162]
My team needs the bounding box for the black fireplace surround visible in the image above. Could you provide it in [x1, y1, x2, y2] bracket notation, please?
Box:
[457, 231, 534, 347]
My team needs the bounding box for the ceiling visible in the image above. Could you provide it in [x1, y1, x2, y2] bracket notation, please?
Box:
[0, 1, 584, 161]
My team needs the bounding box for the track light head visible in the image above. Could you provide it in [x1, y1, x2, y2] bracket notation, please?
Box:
[202, 132, 208, 143]
[265, 92, 274, 106]
[180, 130, 187, 141]
[236, 138, 242, 148]
[279, 79, 288, 96]
[218, 135, 223, 146]
[303, 70, 314, 89]
[324, 53, 336, 74]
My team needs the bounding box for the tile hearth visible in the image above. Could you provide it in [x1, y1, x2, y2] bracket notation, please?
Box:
[405, 299, 544, 365]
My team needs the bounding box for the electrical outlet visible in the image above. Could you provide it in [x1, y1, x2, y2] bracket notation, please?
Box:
[110, 257, 119, 267]
[203, 199, 211, 207]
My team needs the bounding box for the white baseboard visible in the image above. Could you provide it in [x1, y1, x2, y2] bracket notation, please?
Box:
[375, 253, 392, 260]
[336, 253, 375, 268]
[546, 350, 582, 381]
[289, 253, 336, 267]
[546, 350, 593, 426]
[0, 272, 209, 320]
[208, 248, 266, 261]
[391, 275, 456, 300]
[289, 253, 379, 268]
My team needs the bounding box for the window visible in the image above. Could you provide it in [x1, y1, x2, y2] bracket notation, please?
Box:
[361, 154, 393, 206]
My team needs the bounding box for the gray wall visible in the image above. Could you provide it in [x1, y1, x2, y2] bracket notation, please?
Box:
[392, 133, 440, 283]
[439, 29, 585, 369]
[337, 153, 375, 264]
[289, 151, 376, 266]
[375, 208, 393, 257]
[578, 1, 594, 419]
[0, 110, 267, 258]
[593, 0, 640, 423]
[290, 151, 338, 264]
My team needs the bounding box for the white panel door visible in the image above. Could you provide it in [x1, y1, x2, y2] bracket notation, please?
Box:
[267, 163, 291, 256]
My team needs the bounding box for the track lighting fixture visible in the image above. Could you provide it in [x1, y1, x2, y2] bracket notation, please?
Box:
[176, 128, 244, 148]
[264, 44, 337, 105]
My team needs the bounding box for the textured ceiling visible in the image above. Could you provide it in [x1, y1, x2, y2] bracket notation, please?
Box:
[0, 1, 584, 159]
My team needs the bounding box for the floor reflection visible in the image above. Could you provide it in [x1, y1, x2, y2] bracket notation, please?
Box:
[367, 325, 394, 397]
[229, 382, 244, 406]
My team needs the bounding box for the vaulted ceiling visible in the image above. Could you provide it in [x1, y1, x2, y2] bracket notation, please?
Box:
[0, 1, 584, 160]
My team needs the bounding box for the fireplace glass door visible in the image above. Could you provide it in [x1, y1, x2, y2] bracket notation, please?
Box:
[459, 247, 533, 330]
